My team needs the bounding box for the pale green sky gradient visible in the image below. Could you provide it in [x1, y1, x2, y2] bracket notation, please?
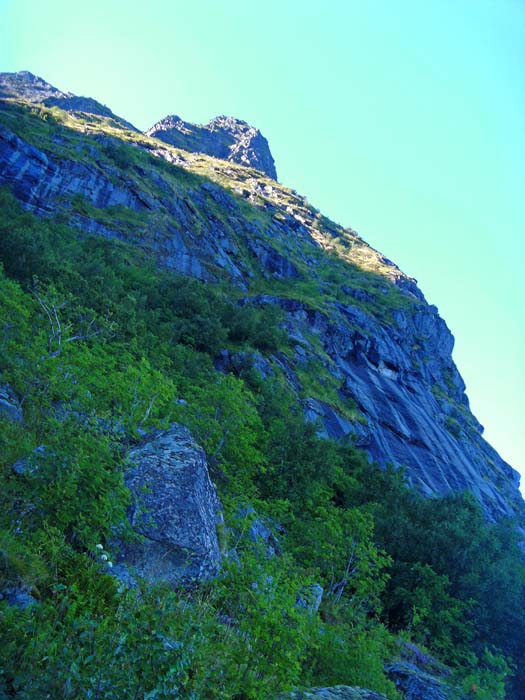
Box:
[1, 0, 524, 488]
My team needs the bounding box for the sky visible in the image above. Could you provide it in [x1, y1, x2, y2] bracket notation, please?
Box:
[1, 0, 524, 489]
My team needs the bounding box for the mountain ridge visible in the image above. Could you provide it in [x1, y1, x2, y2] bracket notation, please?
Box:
[0, 70, 138, 131]
[146, 112, 278, 179]
[0, 71, 277, 179]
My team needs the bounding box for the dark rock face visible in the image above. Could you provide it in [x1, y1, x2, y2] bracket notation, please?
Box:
[11, 445, 47, 477]
[0, 126, 148, 217]
[146, 114, 277, 179]
[114, 424, 222, 586]
[214, 350, 273, 380]
[0, 71, 137, 130]
[304, 398, 357, 441]
[296, 583, 324, 613]
[0, 124, 255, 285]
[235, 505, 281, 557]
[246, 237, 299, 278]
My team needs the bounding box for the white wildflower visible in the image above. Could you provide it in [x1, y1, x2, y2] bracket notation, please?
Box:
[107, 561, 113, 568]
[101, 554, 108, 561]
[96, 544, 103, 550]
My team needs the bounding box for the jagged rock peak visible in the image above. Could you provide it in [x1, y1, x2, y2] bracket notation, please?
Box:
[146, 113, 278, 180]
[0, 71, 137, 131]
[0, 71, 67, 102]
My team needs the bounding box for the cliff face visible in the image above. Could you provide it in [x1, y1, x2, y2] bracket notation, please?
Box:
[0, 71, 522, 527]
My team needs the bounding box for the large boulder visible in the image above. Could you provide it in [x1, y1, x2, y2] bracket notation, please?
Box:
[113, 424, 223, 586]
[281, 688, 387, 700]
[385, 661, 463, 700]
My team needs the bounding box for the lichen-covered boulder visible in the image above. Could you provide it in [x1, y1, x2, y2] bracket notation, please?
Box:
[113, 424, 222, 586]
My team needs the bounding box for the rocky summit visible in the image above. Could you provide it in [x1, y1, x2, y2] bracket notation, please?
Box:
[1, 71, 524, 699]
[146, 113, 278, 179]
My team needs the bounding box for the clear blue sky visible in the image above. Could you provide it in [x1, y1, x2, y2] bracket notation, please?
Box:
[1, 0, 524, 489]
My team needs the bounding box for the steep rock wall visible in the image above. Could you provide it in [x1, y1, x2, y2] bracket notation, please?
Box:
[0, 93, 522, 528]
[243, 296, 522, 522]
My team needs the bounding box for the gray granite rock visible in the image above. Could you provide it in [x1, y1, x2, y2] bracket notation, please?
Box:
[0, 384, 22, 422]
[12, 445, 47, 476]
[385, 661, 463, 700]
[114, 424, 222, 586]
[245, 294, 524, 524]
[146, 114, 277, 179]
[214, 350, 273, 380]
[246, 238, 299, 278]
[235, 505, 281, 558]
[281, 688, 387, 700]
[0, 126, 147, 217]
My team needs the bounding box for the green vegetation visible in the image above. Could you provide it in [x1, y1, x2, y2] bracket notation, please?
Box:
[295, 357, 364, 423]
[0, 109, 524, 700]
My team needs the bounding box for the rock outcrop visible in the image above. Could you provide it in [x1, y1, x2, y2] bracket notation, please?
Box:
[0, 584, 37, 609]
[113, 424, 223, 586]
[385, 662, 462, 700]
[146, 114, 277, 179]
[280, 688, 388, 700]
[0, 384, 23, 422]
[0, 123, 254, 284]
[241, 294, 523, 524]
[0, 124, 152, 217]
